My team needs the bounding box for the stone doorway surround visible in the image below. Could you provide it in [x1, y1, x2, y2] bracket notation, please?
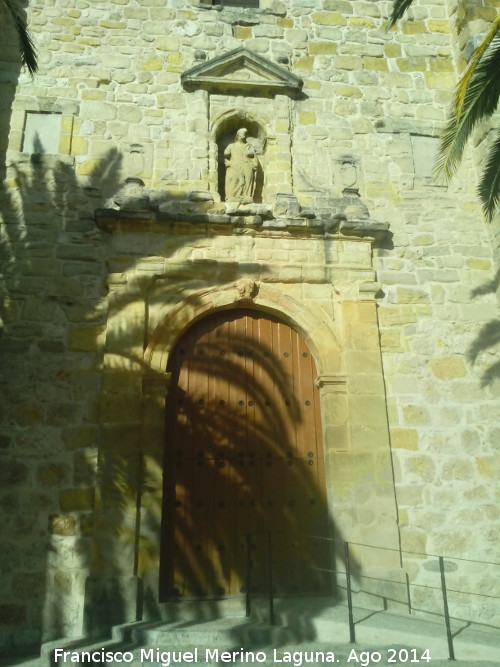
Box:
[92, 189, 406, 626]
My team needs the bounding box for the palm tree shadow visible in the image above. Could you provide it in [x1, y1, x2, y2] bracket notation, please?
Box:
[149, 308, 358, 646]
[468, 268, 500, 387]
[1, 146, 361, 658]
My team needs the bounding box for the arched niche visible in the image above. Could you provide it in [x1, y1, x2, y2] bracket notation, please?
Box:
[213, 114, 267, 203]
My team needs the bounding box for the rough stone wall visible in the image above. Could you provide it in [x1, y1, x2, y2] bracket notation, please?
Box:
[0, 0, 499, 655]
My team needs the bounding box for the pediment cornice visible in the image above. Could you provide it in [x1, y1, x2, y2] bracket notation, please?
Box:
[181, 47, 303, 98]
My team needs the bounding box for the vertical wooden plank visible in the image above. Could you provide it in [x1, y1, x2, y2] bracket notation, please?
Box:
[163, 308, 330, 599]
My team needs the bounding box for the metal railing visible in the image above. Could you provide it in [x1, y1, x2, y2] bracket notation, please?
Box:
[244, 530, 500, 661]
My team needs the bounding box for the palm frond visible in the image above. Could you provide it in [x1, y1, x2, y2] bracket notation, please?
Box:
[2, 0, 38, 75]
[478, 130, 500, 222]
[454, 16, 500, 116]
[435, 34, 500, 180]
[387, 0, 415, 29]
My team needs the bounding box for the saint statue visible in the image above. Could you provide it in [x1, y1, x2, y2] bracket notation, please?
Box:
[224, 128, 259, 202]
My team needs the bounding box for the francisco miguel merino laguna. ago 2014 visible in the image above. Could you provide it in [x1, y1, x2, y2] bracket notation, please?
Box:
[52, 647, 433, 666]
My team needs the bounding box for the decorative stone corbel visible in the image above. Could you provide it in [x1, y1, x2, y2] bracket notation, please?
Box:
[234, 278, 259, 302]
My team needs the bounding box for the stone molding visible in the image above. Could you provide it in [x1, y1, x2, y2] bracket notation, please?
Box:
[94, 204, 390, 242]
[181, 47, 303, 98]
[315, 374, 347, 391]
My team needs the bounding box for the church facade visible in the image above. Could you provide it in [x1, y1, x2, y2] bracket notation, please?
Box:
[0, 0, 499, 654]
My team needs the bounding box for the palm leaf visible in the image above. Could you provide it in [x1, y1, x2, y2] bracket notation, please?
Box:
[478, 129, 500, 221]
[454, 16, 500, 116]
[435, 34, 500, 181]
[387, 0, 415, 29]
[2, 0, 38, 75]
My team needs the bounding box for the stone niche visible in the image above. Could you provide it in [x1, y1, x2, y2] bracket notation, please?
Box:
[181, 47, 303, 202]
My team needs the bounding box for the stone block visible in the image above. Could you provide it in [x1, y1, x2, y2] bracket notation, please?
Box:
[466, 258, 491, 270]
[363, 57, 389, 71]
[424, 71, 456, 89]
[476, 456, 498, 479]
[99, 20, 126, 29]
[348, 395, 388, 426]
[403, 405, 430, 425]
[0, 460, 29, 485]
[402, 21, 427, 35]
[294, 56, 314, 70]
[309, 42, 338, 55]
[124, 7, 148, 19]
[81, 101, 117, 121]
[428, 356, 467, 379]
[324, 425, 349, 451]
[396, 57, 427, 72]
[38, 463, 70, 486]
[428, 19, 451, 33]
[391, 428, 419, 450]
[312, 12, 347, 25]
[345, 322, 380, 350]
[81, 90, 106, 101]
[384, 43, 401, 58]
[62, 426, 98, 450]
[401, 530, 427, 555]
[298, 111, 316, 125]
[345, 350, 383, 374]
[334, 55, 363, 70]
[68, 325, 106, 352]
[118, 105, 143, 123]
[60, 488, 95, 512]
[233, 26, 252, 39]
[350, 424, 390, 450]
[49, 514, 76, 536]
[406, 455, 436, 481]
[100, 393, 142, 423]
[0, 605, 26, 625]
[430, 57, 454, 72]
[396, 288, 429, 304]
[378, 305, 419, 327]
[349, 373, 385, 395]
[101, 424, 141, 455]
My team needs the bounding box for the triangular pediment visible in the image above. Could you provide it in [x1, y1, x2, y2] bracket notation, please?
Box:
[181, 47, 303, 98]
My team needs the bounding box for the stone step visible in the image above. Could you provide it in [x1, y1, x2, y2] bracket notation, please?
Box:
[33, 599, 499, 667]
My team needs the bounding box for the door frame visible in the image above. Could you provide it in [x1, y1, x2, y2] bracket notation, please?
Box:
[138, 279, 401, 608]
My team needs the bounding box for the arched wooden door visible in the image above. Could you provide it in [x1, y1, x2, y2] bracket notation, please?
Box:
[160, 309, 330, 599]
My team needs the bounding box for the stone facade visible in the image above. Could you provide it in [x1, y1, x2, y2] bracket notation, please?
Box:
[0, 0, 499, 656]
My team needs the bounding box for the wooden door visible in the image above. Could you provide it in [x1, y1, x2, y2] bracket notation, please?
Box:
[160, 309, 330, 598]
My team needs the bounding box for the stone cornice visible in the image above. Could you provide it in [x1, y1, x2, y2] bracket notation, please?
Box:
[95, 207, 389, 241]
[95, 189, 390, 242]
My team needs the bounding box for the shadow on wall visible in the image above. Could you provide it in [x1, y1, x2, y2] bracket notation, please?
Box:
[469, 268, 500, 386]
[0, 144, 360, 659]
[0, 142, 123, 658]
[160, 310, 343, 597]
[0, 0, 24, 179]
